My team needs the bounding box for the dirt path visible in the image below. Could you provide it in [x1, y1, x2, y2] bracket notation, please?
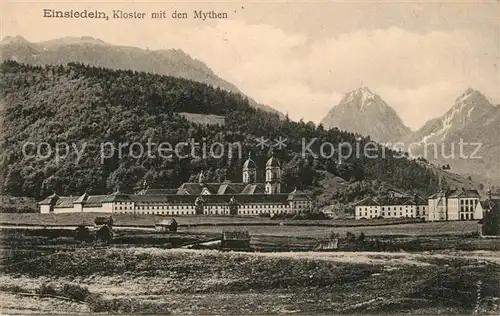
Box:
[126, 247, 500, 266]
[251, 250, 500, 265]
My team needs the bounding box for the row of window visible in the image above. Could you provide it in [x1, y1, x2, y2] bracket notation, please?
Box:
[114, 203, 310, 211]
[361, 215, 419, 219]
[114, 209, 298, 216]
[460, 213, 474, 220]
[115, 210, 195, 215]
[460, 199, 478, 205]
[460, 206, 475, 212]
[357, 209, 427, 218]
[359, 206, 426, 211]
[240, 209, 289, 215]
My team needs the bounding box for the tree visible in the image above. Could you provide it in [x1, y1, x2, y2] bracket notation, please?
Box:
[357, 232, 366, 243]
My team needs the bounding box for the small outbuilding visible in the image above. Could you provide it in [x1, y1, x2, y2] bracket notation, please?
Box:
[316, 238, 339, 250]
[221, 230, 251, 250]
[155, 219, 178, 232]
[95, 224, 113, 243]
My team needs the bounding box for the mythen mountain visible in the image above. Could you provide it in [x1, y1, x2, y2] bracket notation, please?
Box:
[403, 88, 496, 144]
[320, 87, 411, 143]
[0, 35, 281, 115]
[401, 88, 499, 182]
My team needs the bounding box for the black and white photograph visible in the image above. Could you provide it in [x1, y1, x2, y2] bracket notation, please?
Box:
[0, 0, 499, 314]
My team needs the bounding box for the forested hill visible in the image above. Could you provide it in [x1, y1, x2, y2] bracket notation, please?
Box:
[1, 61, 443, 202]
[0, 36, 281, 115]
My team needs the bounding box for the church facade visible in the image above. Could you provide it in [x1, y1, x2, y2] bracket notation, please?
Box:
[39, 155, 313, 216]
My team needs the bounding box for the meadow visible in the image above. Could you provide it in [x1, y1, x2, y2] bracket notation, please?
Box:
[0, 212, 423, 227]
[1, 247, 499, 314]
[180, 221, 479, 238]
[1, 213, 498, 314]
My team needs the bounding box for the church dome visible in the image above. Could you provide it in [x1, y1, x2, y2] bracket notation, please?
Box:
[243, 158, 256, 169]
[266, 156, 280, 167]
[243, 153, 256, 169]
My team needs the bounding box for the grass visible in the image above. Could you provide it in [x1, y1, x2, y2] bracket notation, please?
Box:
[180, 221, 479, 238]
[1, 247, 499, 314]
[178, 112, 225, 126]
[0, 228, 219, 250]
[0, 212, 428, 227]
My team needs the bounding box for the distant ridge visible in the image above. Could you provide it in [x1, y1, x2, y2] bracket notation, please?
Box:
[0, 35, 282, 116]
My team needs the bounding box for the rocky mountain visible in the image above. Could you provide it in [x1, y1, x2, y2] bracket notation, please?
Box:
[320, 87, 411, 143]
[0, 35, 281, 115]
[402, 88, 499, 182]
[403, 88, 495, 144]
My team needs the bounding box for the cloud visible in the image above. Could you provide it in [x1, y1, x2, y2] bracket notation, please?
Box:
[152, 21, 497, 130]
[375, 82, 465, 130]
[5, 1, 497, 130]
[252, 81, 343, 123]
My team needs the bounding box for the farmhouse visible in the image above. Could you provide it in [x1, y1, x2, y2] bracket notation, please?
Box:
[427, 188, 481, 221]
[38, 154, 312, 216]
[221, 230, 251, 250]
[354, 195, 427, 220]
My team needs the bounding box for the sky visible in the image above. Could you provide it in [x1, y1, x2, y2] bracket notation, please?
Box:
[2, 0, 499, 130]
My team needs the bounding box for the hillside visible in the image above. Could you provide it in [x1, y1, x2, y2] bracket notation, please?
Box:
[320, 87, 411, 143]
[0, 61, 476, 203]
[0, 36, 280, 115]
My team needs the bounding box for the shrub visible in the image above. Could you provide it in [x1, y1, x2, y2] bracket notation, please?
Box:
[94, 216, 113, 227]
[0, 206, 37, 213]
[36, 283, 58, 296]
[61, 283, 90, 302]
[36, 282, 90, 302]
[87, 294, 170, 314]
[290, 211, 329, 220]
[358, 232, 366, 243]
[0, 284, 26, 293]
[345, 232, 356, 243]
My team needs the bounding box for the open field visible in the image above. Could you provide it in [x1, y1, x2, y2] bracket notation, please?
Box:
[0, 212, 426, 227]
[1, 247, 499, 314]
[0, 216, 487, 253]
[180, 221, 479, 237]
[2, 225, 499, 253]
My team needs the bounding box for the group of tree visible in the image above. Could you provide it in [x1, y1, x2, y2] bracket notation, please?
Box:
[1, 61, 441, 201]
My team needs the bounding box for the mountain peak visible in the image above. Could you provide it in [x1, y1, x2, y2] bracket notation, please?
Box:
[358, 86, 373, 94]
[320, 88, 411, 142]
[350, 86, 375, 96]
[343, 86, 377, 109]
[406, 88, 495, 145]
[1, 36, 30, 45]
[40, 36, 109, 47]
[455, 88, 490, 106]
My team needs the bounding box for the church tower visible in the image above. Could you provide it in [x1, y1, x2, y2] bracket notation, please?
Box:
[199, 170, 205, 184]
[242, 153, 256, 183]
[265, 152, 281, 194]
